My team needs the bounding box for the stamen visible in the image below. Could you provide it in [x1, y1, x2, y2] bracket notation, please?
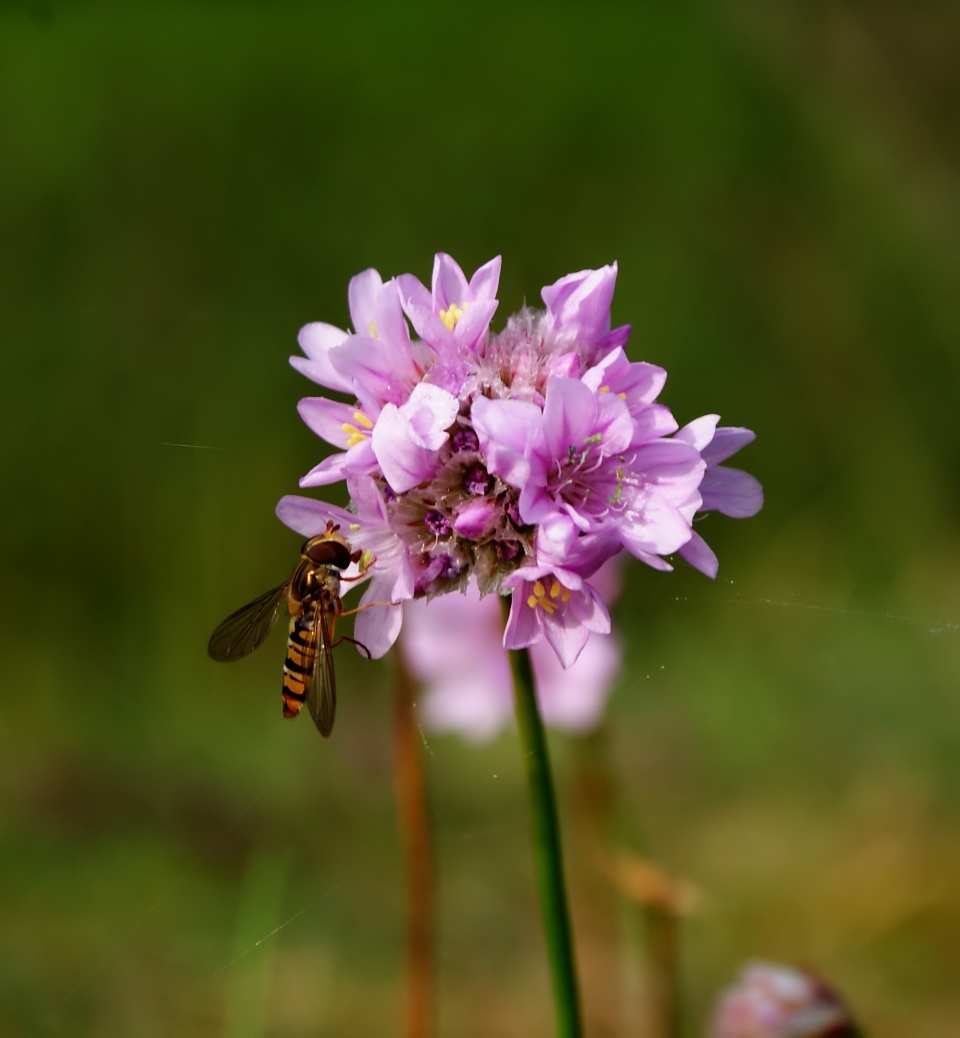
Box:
[342, 414, 373, 448]
[439, 301, 468, 331]
[368, 321, 378, 338]
[583, 434, 602, 445]
[549, 580, 562, 599]
[528, 579, 559, 615]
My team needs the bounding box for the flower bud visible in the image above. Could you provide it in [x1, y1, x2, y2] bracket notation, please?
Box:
[712, 963, 860, 1038]
[453, 499, 500, 541]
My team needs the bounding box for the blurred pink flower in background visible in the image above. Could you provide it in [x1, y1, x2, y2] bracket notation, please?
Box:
[712, 963, 859, 1038]
[402, 559, 623, 741]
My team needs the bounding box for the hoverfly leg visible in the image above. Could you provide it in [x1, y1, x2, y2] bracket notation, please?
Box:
[330, 633, 372, 660]
[340, 554, 379, 585]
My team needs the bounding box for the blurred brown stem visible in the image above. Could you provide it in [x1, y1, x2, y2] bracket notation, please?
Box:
[573, 727, 684, 1038]
[644, 906, 681, 1038]
[393, 648, 434, 1038]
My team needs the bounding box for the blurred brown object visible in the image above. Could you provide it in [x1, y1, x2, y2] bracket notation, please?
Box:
[393, 649, 434, 1038]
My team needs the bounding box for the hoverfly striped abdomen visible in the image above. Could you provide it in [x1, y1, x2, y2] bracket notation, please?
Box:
[282, 603, 324, 719]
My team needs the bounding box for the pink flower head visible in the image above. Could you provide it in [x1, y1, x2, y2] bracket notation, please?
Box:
[712, 963, 858, 1038]
[282, 254, 762, 664]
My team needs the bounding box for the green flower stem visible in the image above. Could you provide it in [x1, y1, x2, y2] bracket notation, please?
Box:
[506, 630, 582, 1038]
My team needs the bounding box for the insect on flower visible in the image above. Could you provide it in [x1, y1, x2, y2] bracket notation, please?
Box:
[207, 522, 378, 737]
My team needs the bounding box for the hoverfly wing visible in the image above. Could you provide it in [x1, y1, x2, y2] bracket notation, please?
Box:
[208, 581, 291, 662]
[305, 603, 337, 738]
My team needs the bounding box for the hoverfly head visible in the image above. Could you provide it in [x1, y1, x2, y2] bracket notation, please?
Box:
[303, 533, 353, 570]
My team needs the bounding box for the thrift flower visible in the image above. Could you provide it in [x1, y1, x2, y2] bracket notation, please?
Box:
[281, 253, 762, 663]
[712, 963, 859, 1038]
[403, 559, 623, 741]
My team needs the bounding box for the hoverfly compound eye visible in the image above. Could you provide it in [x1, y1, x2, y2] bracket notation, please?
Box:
[305, 537, 353, 569]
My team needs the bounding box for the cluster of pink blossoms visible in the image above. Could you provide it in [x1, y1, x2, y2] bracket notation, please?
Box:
[277, 254, 762, 667]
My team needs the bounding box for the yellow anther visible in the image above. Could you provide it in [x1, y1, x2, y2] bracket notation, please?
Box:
[439, 301, 468, 332]
[341, 412, 373, 449]
[617, 392, 627, 400]
[528, 579, 560, 615]
[349, 523, 361, 531]
[368, 321, 378, 338]
[562, 588, 571, 602]
[598, 385, 610, 393]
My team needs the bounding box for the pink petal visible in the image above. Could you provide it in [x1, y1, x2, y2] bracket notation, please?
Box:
[678, 529, 719, 578]
[329, 333, 419, 407]
[700, 467, 764, 518]
[532, 632, 620, 732]
[618, 495, 694, 557]
[503, 588, 543, 650]
[453, 298, 498, 349]
[299, 439, 376, 487]
[541, 378, 599, 458]
[297, 397, 363, 447]
[275, 494, 354, 536]
[396, 272, 433, 313]
[471, 396, 544, 488]
[348, 268, 383, 334]
[292, 322, 354, 393]
[370, 278, 413, 349]
[468, 255, 502, 301]
[541, 609, 591, 669]
[674, 414, 721, 451]
[353, 577, 404, 659]
[701, 426, 756, 466]
[542, 263, 618, 343]
[400, 301, 457, 352]
[400, 383, 459, 450]
[372, 404, 440, 492]
[432, 253, 469, 310]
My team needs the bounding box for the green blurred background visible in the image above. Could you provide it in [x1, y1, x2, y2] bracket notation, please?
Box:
[3, 2, 960, 1035]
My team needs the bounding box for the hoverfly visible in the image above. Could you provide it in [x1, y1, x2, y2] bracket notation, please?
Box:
[207, 522, 373, 738]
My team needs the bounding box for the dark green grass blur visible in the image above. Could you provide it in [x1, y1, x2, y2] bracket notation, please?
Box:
[3, 2, 960, 1035]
